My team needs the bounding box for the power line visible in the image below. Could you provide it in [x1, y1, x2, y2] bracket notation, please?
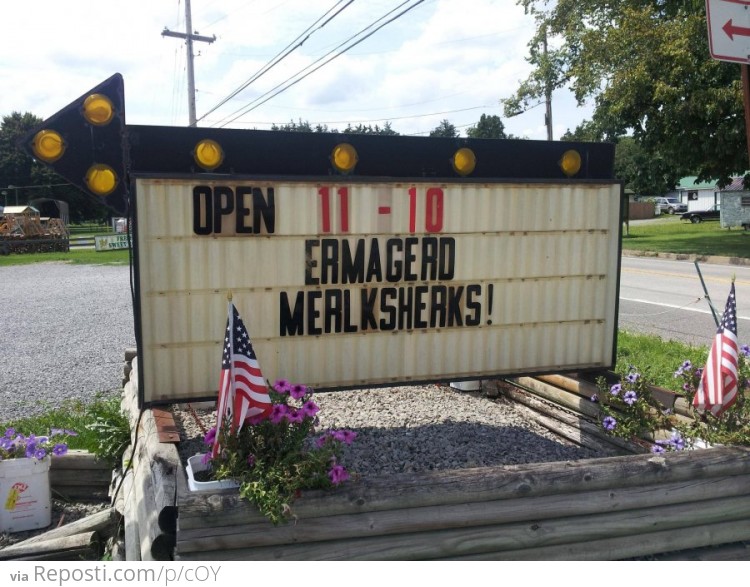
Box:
[215, 0, 427, 128]
[198, 0, 355, 123]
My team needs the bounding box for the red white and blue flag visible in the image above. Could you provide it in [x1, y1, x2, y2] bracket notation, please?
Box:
[694, 282, 739, 417]
[212, 302, 272, 458]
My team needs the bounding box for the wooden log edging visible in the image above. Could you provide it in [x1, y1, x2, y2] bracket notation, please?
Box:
[175, 444, 750, 560]
[120, 356, 180, 561]
[49, 450, 112, 500]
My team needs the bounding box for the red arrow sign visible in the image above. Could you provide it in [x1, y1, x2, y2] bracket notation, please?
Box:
[723, 18, 750, 40]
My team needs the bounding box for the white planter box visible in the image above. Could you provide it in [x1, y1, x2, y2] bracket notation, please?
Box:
[186, 454, 239, 492]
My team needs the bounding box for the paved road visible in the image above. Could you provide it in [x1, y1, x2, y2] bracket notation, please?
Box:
[618, 255, 750, 347]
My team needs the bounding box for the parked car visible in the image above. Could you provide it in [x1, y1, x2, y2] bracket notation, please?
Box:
[680, 204, 721, 223]
[653, 197, 688, 215]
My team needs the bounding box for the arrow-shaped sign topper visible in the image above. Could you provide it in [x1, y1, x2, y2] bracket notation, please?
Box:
[18, 73, 130, 215]
[707, 0, 750, 63]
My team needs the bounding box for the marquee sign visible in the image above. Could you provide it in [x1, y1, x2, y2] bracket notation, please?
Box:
[20, 74, 623, 406]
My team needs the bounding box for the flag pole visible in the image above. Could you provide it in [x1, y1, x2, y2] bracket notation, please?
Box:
[694, 261, 720, 328]
[227, 289, 233, 302]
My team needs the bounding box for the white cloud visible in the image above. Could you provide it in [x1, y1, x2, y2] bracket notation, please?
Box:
[1, 0, 592, 138]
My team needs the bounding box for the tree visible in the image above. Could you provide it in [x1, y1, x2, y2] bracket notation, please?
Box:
[270, 119, 334, 133]
[342, 122, 399, 135]
[0, 112, 108, 222]
[466, 114, 507, 139]
[507, 1, 746, 187]
[429, 119, 459, 138]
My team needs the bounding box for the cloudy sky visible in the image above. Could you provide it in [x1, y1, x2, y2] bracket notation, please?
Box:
[1, 0, 593, 139]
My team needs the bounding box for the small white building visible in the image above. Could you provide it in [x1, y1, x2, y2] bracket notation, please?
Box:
[667, 177, 719, 212]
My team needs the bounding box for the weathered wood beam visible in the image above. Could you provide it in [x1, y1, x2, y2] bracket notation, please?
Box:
[176, 473, 750, 554]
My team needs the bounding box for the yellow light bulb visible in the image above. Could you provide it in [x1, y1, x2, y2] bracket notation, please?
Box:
[452, 148, 476, 176]
[32, 129, 66, 163]
[194, 139, 224, 171]
[559, 150, 582, 177]
[85, 164, 118, 196]
[83, 94, 115, 126]
[332, 143, 358, 173]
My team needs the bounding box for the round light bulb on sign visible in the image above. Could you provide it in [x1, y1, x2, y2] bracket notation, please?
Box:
[32, 129, 66, 163]
[85, 164, 118, 196]
[83, 94, 115, 126]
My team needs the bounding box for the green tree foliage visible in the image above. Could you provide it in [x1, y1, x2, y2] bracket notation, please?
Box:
[342, 122, 399, 135]
[508, 1, 746, 187]
[466, 114, 508, 139]
[0, 112, 108, 222]
[429, 119, 459, 138]
[270, 119, 334, 133]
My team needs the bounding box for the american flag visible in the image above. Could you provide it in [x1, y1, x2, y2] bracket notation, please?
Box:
[694, 282, 739, 417]
[212, 302, 272, 459]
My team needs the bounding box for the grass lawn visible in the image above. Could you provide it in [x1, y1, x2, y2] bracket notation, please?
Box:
[623, 216, 750, 258]
[0, 248, 130, 267]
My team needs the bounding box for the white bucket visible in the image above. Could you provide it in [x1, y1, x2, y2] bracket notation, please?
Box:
[0, 457, 52, 533]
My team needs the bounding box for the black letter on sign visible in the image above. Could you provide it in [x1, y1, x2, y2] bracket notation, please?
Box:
[213, 186, 234, 234]
[280, 291, 304, 336]
[305, 240, 320, 286]
[465, 284, 481, 326]
[236, 187, 253, 234]
[253, 187, 275, 234]
[439, 238, 456, 280]
[193, 186, 212, 235]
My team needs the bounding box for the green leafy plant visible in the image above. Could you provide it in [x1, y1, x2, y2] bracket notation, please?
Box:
[84, 396, 131, 468]
[595, 345, 750, 451]
[204, 380, 355, 525]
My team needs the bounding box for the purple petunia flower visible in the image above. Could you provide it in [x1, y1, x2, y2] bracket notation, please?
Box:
[63, 429, 78, 437]
[246, 413, 267, 426]
[301, 400, 320, 418]
[314, 435, 329, 448]
[626, 372, 640, 384]
[50, 428, 65, 437]
[610, 383, 622, 395]
[602, 416, 617, 431]
[203, 427, 217, 446]
[740, 344, 750, 358]
[670, 431, 685, 451]
[25, 443, 37, 459]
[273, 379, 292, 394]
[327, 465, 350, 485]
[623, 390, 637, 406]
[651, 444, 665, 454]
[52, 444, 68, 456]
[34, 448, 47, 460]
[270, 404, 289, 424]
[286, 408, 305, 424]
[290, 384, 308, 400]
[201, 452, 212, 465]
[590, 393, 599, 403]
[247, 454, 256, 467]
[682, 360, 692, 370]
[4, 428, 15, 438]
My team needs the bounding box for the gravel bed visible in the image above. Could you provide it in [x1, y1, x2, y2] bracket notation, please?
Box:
[174, 383, 602, 477]
[0, 262, 136, 421]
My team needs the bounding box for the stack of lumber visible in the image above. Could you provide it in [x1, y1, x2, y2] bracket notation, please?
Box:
[0, 509, 118, 561]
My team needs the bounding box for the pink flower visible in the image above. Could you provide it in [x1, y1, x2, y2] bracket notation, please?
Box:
[331, 429, 357, 445]
[203, 427, 216, 446]
[290, 384, 308, 400]
[201, 453, 212, 465]
[328, 465, 349, 485]
[301, 400, 320, 418]
[315, 435, 329, 448]
[270, 404, 289, 424]
[273, 379, 292, 393]
[286, 408, 305, 424]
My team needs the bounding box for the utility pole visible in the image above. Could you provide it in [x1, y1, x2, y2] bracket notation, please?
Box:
[162, 0, 216, 126]
[543, 27, 553, 141]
